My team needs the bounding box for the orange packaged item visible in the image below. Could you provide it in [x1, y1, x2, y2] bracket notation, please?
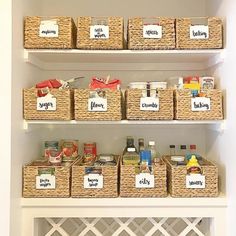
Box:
[89, 76, 121, 91]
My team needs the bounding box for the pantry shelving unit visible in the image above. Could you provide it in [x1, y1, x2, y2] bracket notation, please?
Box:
[2, 0, 235, 235]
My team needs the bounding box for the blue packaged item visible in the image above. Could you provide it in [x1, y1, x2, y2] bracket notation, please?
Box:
[140, 150, 152, 166]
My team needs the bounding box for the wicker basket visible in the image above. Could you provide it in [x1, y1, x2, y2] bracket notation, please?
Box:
[23, 160, 74, 198]
[126, 89, 174, 120]
[23, 88, 74, 120]
[77, 17, 124, 49]
[174, 89, 223, 120]
[74, 89, 122, 121]
[120, 158, 167, 197]
[71, 156, 119, 198]
[176, 17, 223, 49]
[128, 17, 175, 50]
[163, 156, 218, 197]
[24, 16, 76, 49]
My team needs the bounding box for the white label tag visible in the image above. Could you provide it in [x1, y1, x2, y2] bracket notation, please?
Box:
[135, 173, 154, 188]
[36, 174, 56, 189]
[127, 147, 136, 152]
[191, 97, 211, 111]
[39, 20, 59, 37]
[143, 25, 162, 39]
[190, 25, 209, 39]
[88, 97, 107, 112]
[90, 25, 109, 39]
[84, 174, 103, 189]
[186, 174, 205, 189]
[140, 97, 159, 111]
[37, 93, 57, 111]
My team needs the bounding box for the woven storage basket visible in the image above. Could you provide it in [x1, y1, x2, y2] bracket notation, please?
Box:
[128, 17, 175, 50]
[163, 156, 218, 197]
[74, 89, 122, 121]
[176, 17, 223, 49]
[24, 16, 76, 49]
[71, 156, 119, 198]
[175, 89, 223, 120]
[23, 160, 74, 198]
[120, 158, 167, 197]
[77, 17, 124, 49]
[126, 89, 174, 120]
[23, 88, 74, 120]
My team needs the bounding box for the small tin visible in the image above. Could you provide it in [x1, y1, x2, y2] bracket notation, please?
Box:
[44, 141, 59, 159]
[83, 142, 97, 163]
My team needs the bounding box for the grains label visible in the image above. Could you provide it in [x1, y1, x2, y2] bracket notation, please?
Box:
[39, 20, 59, 37]
[88, 97, 107, 112]
[90, 25, 109, 39]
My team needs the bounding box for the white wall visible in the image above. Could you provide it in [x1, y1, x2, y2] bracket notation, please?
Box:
[206, 0, 236, 235]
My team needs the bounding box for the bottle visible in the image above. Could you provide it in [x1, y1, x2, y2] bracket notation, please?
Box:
[123, 136, 140, 165]
[138, 138, 145, 153]
[169, 145, 176, 156]
[186, 155, 202, 174]
[148, 141, 160, 163]
[140, 150, 151, 173]
[186, 144, 202, 161]
[180, 145, 187, 156]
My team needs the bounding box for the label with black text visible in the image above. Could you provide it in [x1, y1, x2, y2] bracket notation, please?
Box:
[191, 97, 211, 111]
[186, 174, 205, 189]
[88, 97, 107, 112]
[190, 25, 209, 39]
[143, 25, 162, 39]
[135, 173, 154, 188]
[36, 174, 56, 189]
[37, 93, 57, 111]
[140, 97, 159, 111]
[84, 174, 103, 189]
[90, 25, 109, 39]
[39, 20, 59, 37]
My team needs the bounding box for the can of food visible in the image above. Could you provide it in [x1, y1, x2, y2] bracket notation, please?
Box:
[44, 141, 59, 159]
[83, 142, 97, 163]
[61, 139, 79, 161]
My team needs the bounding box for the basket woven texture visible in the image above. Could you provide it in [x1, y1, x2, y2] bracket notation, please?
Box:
[77, 17, 124, 49]
[74, 89, 122, 121]
[23, 88, 74, 120]
[24, 16, 76, 49]
[23, 161, 73, 198]
[175, 89, 223, 120]
[128, 17, 175, 50]
[126, 89, 174, 120]
[163, 156, 218, 197]
[176, 17, 223, 49]
[120, 159, 167, 197]
[71, 157, 119, 198]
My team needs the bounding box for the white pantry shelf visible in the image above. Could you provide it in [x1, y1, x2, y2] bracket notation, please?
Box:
[23, 119, 226, 131]
[24, 49, 225, 71]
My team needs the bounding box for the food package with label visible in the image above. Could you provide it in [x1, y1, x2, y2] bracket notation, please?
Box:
[89, 75, 121, 91]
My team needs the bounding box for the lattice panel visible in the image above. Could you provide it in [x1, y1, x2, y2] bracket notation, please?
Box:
[37, 217, 210, 236]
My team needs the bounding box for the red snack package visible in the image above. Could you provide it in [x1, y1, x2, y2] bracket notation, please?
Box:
[89, 76, 121, 90]
[36, 79, 63, 97]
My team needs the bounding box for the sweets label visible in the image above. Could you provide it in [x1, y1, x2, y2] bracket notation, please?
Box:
[90, 25, 109, 39]
[140, 97, 159, 111]
[143, 25, 162, 39]
[186, 174, 205, 189]
[135, 173, 154, 188]
[39, 20, 59, 37]
[191, 97, 211, 111]
[88, 98, 107, 111]
[190, 25, 209, 39]
[84, 174, 103, 189]
[36, 174, 56, 189]
[37, 94, 57, 111]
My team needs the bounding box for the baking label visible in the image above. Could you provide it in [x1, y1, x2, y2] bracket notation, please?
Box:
[135, 173, 154, 188]
[90, 25, 109, 39]
[140, 97, 159, 111]
[36, 174, 56, 189]
[186, 174, 205, 189]
[37, 93, 57, 111]
[190, 25, 209, 39]
[143, 25, 162, 39]
[39, 20, 59, 37]
[84, 174, 103, 189]
[88, 97, 107, 112]
[191, 97, 211, 111]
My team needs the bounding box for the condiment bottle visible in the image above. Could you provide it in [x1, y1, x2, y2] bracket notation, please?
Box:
[138, 138, 145, 153]
[169, 145, 176, 156]
[148, 141, 160, 163]
[180, 145, 187, 156]
[186, 155, 202, 174]
[123, 136, 140, 165]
